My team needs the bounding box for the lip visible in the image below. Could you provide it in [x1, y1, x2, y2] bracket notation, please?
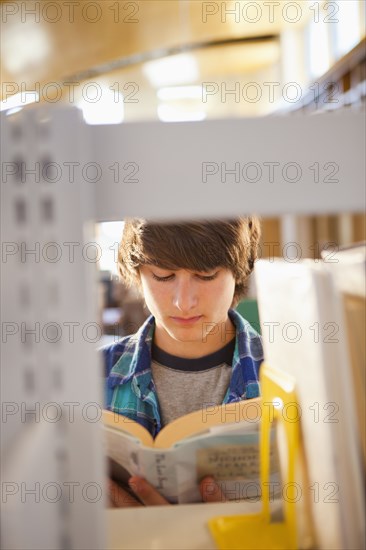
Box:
[170, 315, 203, 325]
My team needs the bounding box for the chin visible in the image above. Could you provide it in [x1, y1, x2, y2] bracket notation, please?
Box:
[168, 327, 202, 341]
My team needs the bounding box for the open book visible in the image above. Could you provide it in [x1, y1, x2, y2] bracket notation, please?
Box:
[103, 398, 281, 504]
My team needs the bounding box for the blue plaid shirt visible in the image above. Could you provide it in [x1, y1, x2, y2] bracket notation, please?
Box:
[103, 309, 263, 438]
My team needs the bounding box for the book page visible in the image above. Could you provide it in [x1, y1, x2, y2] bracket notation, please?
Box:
[103, 410, 154, 447]
[104, 426, 180, 501]
[197, 442, 260, 482]
[342, 293, 366, 467]
[138, 450, 178, 503]
[104, 426, 143, 479]
[208, 418, 260, 436]
[173, 430, 281, 504]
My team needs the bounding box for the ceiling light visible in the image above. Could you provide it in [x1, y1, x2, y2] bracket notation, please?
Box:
[1, 23, 51, 75]
[157, 104, 206, 122]
[157, 86, 203, 101]
[143, 54, 199, 88]
[0, 91, 40, 112]
[77, 87, 124, 125]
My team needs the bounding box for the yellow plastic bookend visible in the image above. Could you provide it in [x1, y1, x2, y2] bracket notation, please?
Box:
[208, 363, 300, 550]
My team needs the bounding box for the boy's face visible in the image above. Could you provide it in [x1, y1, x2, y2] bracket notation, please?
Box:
[139, 265, 236, 353]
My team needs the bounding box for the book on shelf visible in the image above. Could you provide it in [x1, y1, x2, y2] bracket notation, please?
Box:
[255, 252, 365, 550]
[103, 398, 281, 504]
[321, 242, 366, 469]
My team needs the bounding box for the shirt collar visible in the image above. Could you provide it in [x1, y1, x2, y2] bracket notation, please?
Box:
[108, 315, 155, 385]
[228, 307, 254, 359]
[109, 309, 250, 390]
[226, 308, 261, 401]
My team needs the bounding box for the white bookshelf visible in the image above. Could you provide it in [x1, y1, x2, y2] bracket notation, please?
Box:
[1, 106, 364, 549]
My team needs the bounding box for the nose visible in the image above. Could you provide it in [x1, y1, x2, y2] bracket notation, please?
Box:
[172, 276, 198, 313]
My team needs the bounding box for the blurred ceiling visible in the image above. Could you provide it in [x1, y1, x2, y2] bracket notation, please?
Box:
[0, 0, 312, 114]
[1, 0, 310, 84]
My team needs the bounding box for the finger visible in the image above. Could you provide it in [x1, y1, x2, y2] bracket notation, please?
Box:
[108, 478, 143, 508]
[200, 476, 228, 503]
[128, 476, 170, 506]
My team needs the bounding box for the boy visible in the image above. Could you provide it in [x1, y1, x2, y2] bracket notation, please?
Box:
[103, 217, 263, 506]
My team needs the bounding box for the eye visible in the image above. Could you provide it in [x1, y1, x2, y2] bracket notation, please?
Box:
[196, 272, 218, 281]
[151, 271, 218, 282]
[152, 273, 174, 282]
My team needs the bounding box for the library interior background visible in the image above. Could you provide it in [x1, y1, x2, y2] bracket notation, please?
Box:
[1, 1, 365, 549]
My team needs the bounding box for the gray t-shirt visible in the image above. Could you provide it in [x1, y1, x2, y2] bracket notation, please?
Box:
[151, 338, 235, 427]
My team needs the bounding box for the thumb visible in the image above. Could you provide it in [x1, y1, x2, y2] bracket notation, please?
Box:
[199, 476, 228, 503]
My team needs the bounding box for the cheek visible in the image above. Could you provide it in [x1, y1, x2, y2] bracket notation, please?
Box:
[215, 278, 235, 305]
[140, 280, 153, 305]
[141, 282, 167, 310]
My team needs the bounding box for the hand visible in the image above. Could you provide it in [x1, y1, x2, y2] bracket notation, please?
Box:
[107, 476, 228, 507]
[126, 475, 228, 506]
[108, 478, 143, 508]
[127, 476, 170, 505]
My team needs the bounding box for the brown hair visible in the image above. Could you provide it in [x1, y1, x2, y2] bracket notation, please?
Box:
[118, 217, 261, 307]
